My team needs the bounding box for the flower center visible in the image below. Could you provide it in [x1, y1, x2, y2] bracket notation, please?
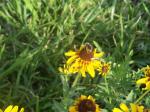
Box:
[102, 66, 108, 73]
[78, 44, 94, 61]
[78, 99, 96, 112]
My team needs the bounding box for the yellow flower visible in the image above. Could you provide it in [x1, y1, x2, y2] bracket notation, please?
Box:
[69, 95, 101, 112]
[59, 64, 72, 75]
[141, 65, 150, 77]
[136, 77, 150, 90]
[97, 62, 111, 76]
[112, 103, 144, 112]
[64, 43, 104, 78]
[0, 105, 24, 112]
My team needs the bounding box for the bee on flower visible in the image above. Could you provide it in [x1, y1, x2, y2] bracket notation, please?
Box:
[69, 95, 101, 112]
[0, 105, 24, 112]
[112, 103, 144, 112]
[60, 43, 104, 78]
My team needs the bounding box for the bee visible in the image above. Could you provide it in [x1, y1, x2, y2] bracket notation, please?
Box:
[85, 43, 93, 53]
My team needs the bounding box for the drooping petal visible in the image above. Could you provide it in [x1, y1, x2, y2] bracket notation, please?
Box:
[80, 67, 86, 77]
[87, 63, 95, 78]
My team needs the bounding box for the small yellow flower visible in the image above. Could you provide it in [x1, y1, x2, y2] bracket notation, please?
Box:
[112, 103, 144, 112]
[141, 65, 150, 77]
[69, 95, 101, 112]
[59, 65, 72, 75]
[136, 77, 150, 90]
[0, 105, 24, 112]
[63, 43, 104, 78]
[97, 62, 111, 76]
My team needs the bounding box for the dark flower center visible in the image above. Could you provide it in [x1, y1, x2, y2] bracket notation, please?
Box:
[102, 66, 108, 73]
[78, 44, 94, 61]
[140, 84, 146, 89]
[78, 99, 96, 112]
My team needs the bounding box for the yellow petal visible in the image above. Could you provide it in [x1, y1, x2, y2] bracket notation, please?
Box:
[87, 63, 95, 78]
[0, 109, 3, 112]
[136, 77, 149, 85]
[96, 104, 101, 112]
[145, 81, 150, 90]
[65, 51, 76, 56]
[88, 95, 95, 102]
[130, 103, 144, 112]
[69, 106, 76, 112]
[94, 52, 104, 58]
[92, 60, 101, 68]
[19, 108, 24, 112]
[137, 105, 144, 112]
[66, 55, 77, 65]
[80, 68, 86, 77]
[10, 106, 18, 112]
[4, 105, 13, 112]
[112, 108, 123, 112]
[130, 103, 137, 112]
[120, 103, 129, 112]
[80, 95, 87, 100]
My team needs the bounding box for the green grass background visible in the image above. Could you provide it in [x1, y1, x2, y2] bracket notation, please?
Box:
[0, 0, 150, 111]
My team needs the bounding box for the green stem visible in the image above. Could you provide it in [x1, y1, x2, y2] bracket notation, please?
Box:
[104, 76, 109, 93]
[72, 74, 81, 88]
[134, 89, 150, 104]
[104, 76, 111, 103]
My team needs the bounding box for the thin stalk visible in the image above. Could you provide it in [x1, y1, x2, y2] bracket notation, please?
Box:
[104, 76, 111, 103]
[134, 89, 150, 104]
[72, 74, 81, 88]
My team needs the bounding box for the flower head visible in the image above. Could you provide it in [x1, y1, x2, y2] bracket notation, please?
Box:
[0, 105, 24, 112]
[63, 43, 104, 78]
[97, 62, 111, 76]
[141, 65, 150, 77]
[112, 103, 144, 112]
[69, 95, 101, 112]
[136, 77, 150, 90]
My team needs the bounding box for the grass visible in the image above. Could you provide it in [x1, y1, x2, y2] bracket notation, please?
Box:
[0, 0, 150, 111]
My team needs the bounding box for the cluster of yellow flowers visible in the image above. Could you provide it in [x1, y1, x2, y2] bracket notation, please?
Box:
[2, 44, 149, 112]
[59, 43, 150, 112]
[59, 43, 111, 78]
